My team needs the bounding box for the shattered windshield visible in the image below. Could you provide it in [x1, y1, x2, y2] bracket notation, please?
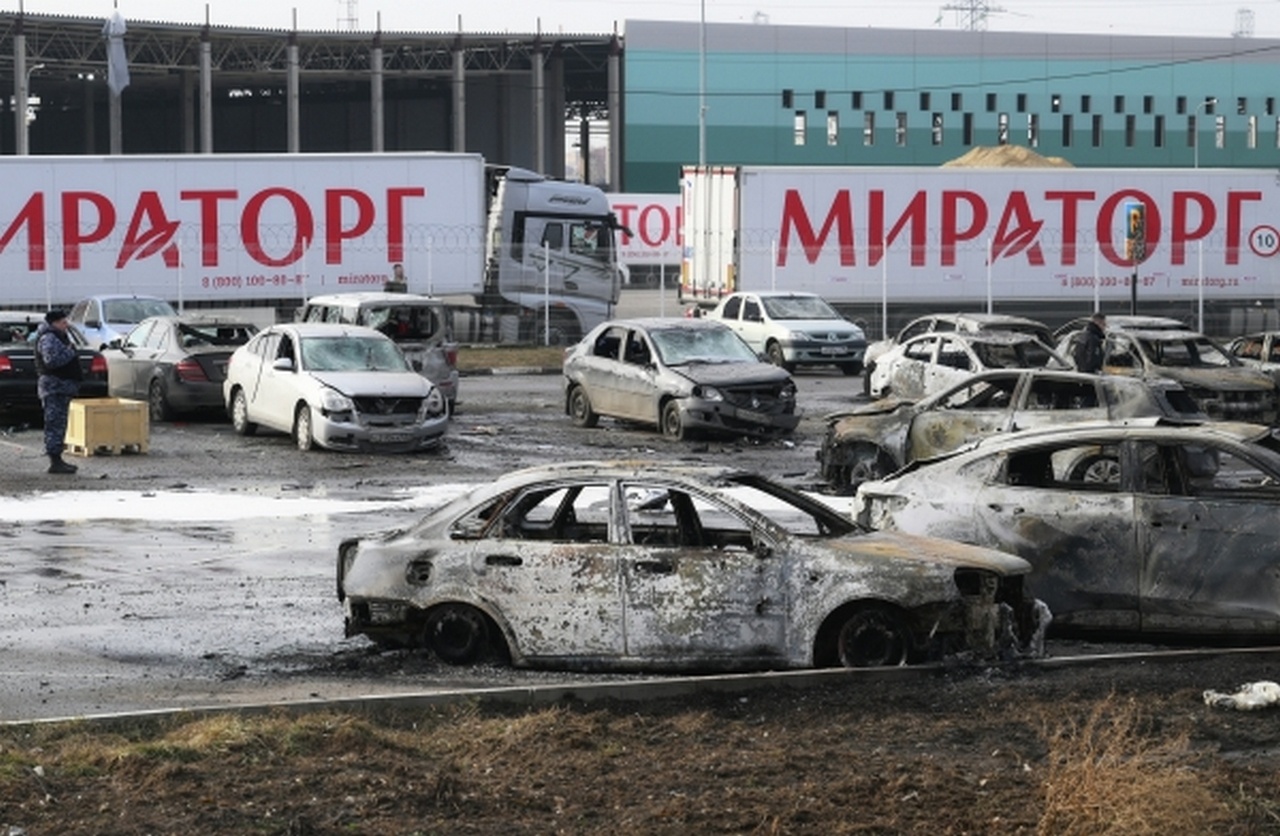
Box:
[650, 325, 759, 365]
[299, 337, 409, 372]
[761, 295, 842, 320]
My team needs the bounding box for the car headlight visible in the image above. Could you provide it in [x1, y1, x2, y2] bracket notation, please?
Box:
[420, 387, 446, 419]
[785, 330, 808, 343]
[695, 385, 724, 401]
[320, 389, 354, 412]
[781, 381, 797, 401]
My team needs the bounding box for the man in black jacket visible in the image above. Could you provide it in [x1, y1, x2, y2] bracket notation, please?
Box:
[35, 310, 82, 474]
[1072, 312, 1107, 374]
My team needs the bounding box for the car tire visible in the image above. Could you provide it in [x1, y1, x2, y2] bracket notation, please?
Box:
[765, 341, 795, 372]
[1071, 454, 1120, 484]
[294, 403, 316, 452]
[568, 385, 599, 428]
[230, 388, 257, 436]
[423, 604, 489, 665]
[661, 400, 686, 441]
[835, 605, 911, 668]
[148, 379, 172, 423]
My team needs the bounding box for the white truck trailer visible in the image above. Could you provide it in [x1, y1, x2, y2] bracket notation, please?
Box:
[0, 153, 624, 343]
[680, 165, 1280, 334]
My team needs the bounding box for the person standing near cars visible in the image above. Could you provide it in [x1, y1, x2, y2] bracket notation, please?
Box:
[1072, 312, 1107, 374]
[35, 310, 81, 474]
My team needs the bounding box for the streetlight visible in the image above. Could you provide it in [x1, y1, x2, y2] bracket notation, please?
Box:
[1193, 97, 1217, 169]
[18, 62, 45, 156]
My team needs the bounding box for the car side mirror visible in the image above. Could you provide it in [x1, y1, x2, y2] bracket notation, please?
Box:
[85, 319, 100, 329]
[272, 357, 295, 372]
[754, 540, 773, 560]
[107, 339, 123, 350]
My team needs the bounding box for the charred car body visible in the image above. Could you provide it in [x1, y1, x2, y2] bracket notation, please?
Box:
[867, 330, 1064, 401]
[338, 462, 1038, 671]
[563, 318, 800, 440]
[819, 369, 1205, 491]
[1225, 331, 1280, 386]
[857, 421, 1280, 637]
[1057, 326, 1278, 424]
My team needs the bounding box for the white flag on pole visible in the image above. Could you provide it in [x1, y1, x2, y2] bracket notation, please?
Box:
[104, 11, 130, 95]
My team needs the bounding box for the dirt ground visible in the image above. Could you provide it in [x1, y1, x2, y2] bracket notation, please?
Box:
[3, 650, 1280, 834]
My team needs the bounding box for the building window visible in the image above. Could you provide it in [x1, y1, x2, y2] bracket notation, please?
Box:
[1203, 97, 1217, 115]
[1028, 113, 1039, 147]
[1016, 93, 1027, 113]
[1114, 95, 1125, 113]
[1092, 114, 1103, 147]
[794, 111, 806, 145]
[1176, 96, 1187, 115]
[852, 91, 863, 109]
[1125, 115, 1136, 147]
[815, 90, 826, 109]
[1051, 94, 1062, 114]
[986, 93, 997, 112]
[951, 92, 963, 111]
[1143, 95, 1154, 114]
[1247, 114, 1257, 149]
[932, 112, 943, 145]
[998, 112, 1009, 145]
[896, 112, 908, 146]
[827, 111, 839, 146]
[1216, 115, 1226, 149]
[864, 112, 875, 146]
[884, 91, 895, 110]
[1154, 114, 1165, 148]
[963, 113, 974, 145]
[1081, 95, 1091, 113]
[1062, 114, 1074, 147]
[920, 91, 931, 110]
[782, 89, 793, 109]
[1238, 97, 1247, 115]
[1267, 97, 1276, 116]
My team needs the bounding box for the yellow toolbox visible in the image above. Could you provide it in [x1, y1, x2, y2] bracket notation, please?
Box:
[65, 397, 149, 456]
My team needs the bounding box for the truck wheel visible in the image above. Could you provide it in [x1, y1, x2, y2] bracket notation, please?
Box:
[535, 318, 581, 347]
[230, 389, 257, 436]
[661, 400, 686, 440]
[568, 385, 599, 428]
[294, 404, 316, 452]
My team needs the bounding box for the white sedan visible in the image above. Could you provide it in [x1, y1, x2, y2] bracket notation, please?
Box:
[223, 322, 448, 452]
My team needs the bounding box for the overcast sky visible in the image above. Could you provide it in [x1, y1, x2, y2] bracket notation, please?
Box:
[8, 0, 1278, 39]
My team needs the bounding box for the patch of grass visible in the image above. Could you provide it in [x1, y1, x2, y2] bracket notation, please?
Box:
[1037, 694, 1229, 835]
[455, 344, 564, 371]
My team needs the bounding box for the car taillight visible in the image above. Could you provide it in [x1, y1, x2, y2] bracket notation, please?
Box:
[0, 355, 11, 373]
[89, 354, 108, 374]
[175, 358, 209, 382]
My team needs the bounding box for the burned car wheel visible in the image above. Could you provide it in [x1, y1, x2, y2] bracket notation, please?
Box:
[230, 388, 257, 436]
[1071, 455, 1120, 484]
[423, 604, 489, 665]
[835, 605, 910, 668]
[661, 400, 686, 440]
[568, 385, 599, 428]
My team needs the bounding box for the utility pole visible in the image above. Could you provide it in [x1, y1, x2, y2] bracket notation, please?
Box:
[337, 0, 358, 31]
[936, 0, 1007, 31]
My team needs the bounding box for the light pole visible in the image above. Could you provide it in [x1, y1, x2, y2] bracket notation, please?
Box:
[17, 62, 44, 156]
[1193, 97, 1217, 169]
[698, 0, 706, 166]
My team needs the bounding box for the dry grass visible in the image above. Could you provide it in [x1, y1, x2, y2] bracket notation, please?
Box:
[455, 344, 564, 371]
[1037, 694, 1228, 835]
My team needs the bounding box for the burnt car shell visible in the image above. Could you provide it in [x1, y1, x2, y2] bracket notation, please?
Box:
[338, 461, 1036, 671]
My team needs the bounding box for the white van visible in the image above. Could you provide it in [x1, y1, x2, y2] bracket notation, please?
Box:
[298, 292, 459, 412]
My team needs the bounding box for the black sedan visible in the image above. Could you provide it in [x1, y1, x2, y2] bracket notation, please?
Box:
[103, 315, 258, 421]
[0, 310, 107, 415]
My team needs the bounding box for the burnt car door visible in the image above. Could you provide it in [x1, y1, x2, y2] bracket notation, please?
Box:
[972, 439, 1140, 630]
[906, 374, 1021, 460]
[1134, 440, 1280, 633]
[464, 482, 626, 660]
[618, 481, 787, 662]
[612, 328, 661, 421]
[887, 335, 939, 399]
[1008, 375, 1109, 429]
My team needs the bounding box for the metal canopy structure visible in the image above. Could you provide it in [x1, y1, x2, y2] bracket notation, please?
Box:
[0, 12, 620, 180]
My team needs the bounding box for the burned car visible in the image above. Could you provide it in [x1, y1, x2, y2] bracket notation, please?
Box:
[563, 318, 800, 440]
[867, 330, 1064, 401]
[1225, 331, 1280, 386]
[1057, 326, 1278, 424]
[819, 369, 1205, 491]
[856, 421, 1280, 637]
[338, 461, 1036, 670]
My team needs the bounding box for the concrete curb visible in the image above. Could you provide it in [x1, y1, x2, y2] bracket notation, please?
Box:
[460, 366, 561, 376]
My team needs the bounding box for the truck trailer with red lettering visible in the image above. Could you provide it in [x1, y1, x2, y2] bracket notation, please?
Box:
[0, 152, 625, 344]
[680, 165, 1280, 333]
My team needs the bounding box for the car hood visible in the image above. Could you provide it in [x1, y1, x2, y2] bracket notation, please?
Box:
[309, 370, 431, 397]
[671, 362, 793, 386]
[1144, 365, 1275, 391]
[775, 318, 864, 337]
[820, 530, 1030, 575]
